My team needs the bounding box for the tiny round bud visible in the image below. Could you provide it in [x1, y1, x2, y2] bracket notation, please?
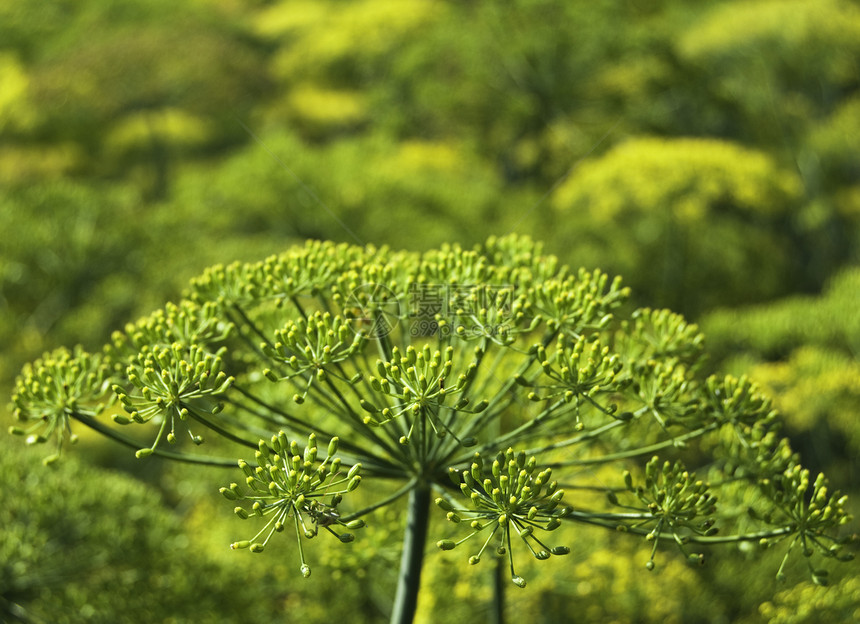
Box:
[437, 540, 457, 551]
[435, 497, 455, 512]
[327, 437, 339, 457]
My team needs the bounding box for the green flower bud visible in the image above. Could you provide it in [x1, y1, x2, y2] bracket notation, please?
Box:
[623, 470, 634, 491]
[448, 468, 461, 487]
[435, 497, 455, 512]
[327, 436, 339, 457]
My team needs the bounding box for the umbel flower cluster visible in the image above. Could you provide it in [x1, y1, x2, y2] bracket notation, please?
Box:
[8, 236, 855, 623]
[437, 447, 572, 588]
[221, 432, 364, 576]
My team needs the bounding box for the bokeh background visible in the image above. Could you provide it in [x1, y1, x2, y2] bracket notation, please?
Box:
[1, 0, 858, 622]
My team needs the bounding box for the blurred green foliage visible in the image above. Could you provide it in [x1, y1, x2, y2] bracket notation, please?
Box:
[0, 433, 269, 624]
[754, 575, 860, 624]
[549, 136, 805, 315]
[2, 0, 859, 621]
[703, 267, 860, 360]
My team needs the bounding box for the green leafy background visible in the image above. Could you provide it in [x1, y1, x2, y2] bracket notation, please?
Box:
[1, 0, 858, 621]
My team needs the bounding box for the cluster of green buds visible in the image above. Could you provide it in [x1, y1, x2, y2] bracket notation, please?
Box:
[188, 257, 267, 307]
[109, 300, 234, 356]
[360, 344, 487, 443]
[261, 311, 365, 403]
[222, 432, 364, 577]
[701, 375, 790, 478]
[521, 334, 627, 427]
[704, 375, 781, 438]
[445, 286, 540, 345]
[529, 269, 629, 335]
[419, 246, 495, 287]
[618, 456, 718, 570]
[111, 343, 234, 456]
[628, 358, 699, 431]
[436, 448, 571, 587]
[754, 465, 854, 585]
[616, 307, 705, 367]
[255, 240, 362, 301]
[9, 346, 112, 464]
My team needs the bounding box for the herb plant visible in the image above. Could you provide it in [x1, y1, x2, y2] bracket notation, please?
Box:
[10, 236, 854, 623]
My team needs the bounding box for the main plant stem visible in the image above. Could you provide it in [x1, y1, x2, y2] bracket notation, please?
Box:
[390, 483, 431, 624]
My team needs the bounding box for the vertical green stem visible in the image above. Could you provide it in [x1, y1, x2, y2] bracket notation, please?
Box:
[491, 557, 505, 624]
[390, 483, 431, 624]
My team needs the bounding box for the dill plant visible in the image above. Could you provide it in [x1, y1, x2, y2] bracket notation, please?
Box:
[9, 235, 855, 623]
